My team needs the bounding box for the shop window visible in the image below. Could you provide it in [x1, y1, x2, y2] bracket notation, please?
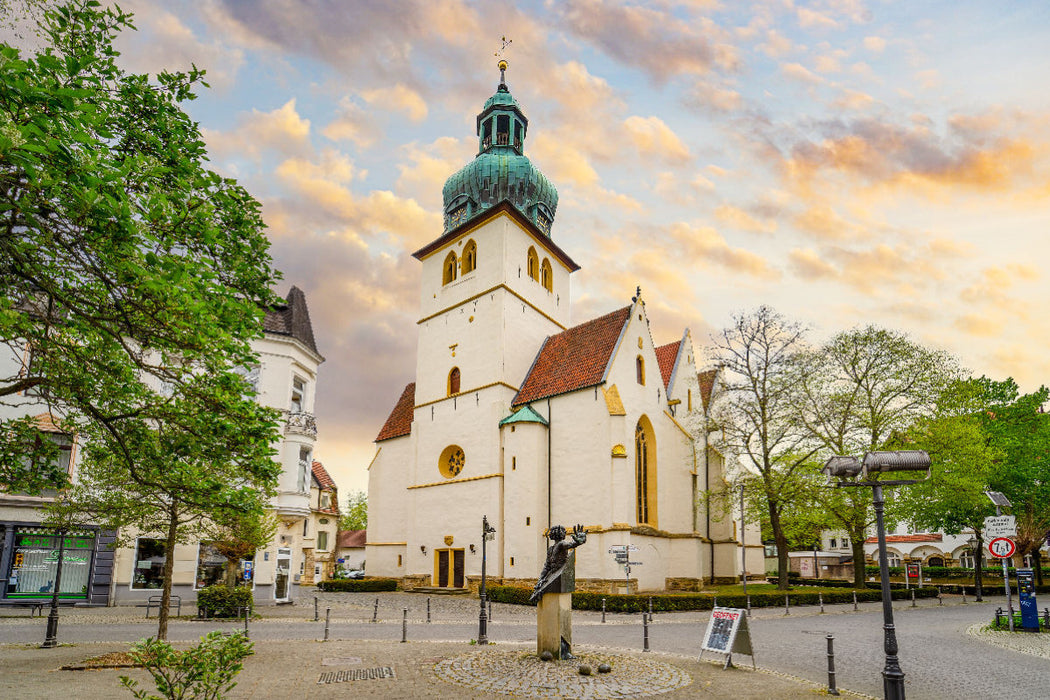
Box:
[194, 542, 253, 589]
[462, 240, 477, 274]
[132, 537, 167, 590]
[527, 247, 538, 281]
[448, 367, 461, 396]
[443, 250, 459, 285]
[7, 528, 95, 599]
[317, 531, 329, 552]
[541, 259, 553, 292]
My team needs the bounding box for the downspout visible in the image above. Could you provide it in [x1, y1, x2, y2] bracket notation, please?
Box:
[705, 424, 713, 584]
[547, 398, 552, 528]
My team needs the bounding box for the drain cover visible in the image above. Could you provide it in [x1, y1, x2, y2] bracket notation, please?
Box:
[317, 667, 395, 684]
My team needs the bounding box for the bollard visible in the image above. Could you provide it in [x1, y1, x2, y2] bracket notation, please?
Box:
[962, 589, 967, 604]
[784, 594, 790, 615]
[372, 597, 379, 623]
[819, 592, 824, 614]
[852, 591, 858, 611]
[243, 607, 250, 640]
[489, 599, 493, 623]
[324, 607, 331, 642]
[426, 597, 431, 624]
[826, 634, 840, 696]
[642, 612, 650, 652]
[746, 595, 751, 616]
[401, 608, 408, 643]
[995, 607, 1003, 628]
[648, 596, 653, 621]
[314, 596, 319, 622]
[911, 589, 916, 608]
[1043, 607, 1049, 629]
[602, 598, 606, 623]
[938, 590, 943, 606]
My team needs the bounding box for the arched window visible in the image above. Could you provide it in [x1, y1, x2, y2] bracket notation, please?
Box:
[439, 444, 465, 479]
[635, 416, 656, 525]
[958, 549, 975, 569]
[636, 356, 645, 385]
[886, 551, 901, 567]
[541, 259, 553, 292]
[527, 247, 539, 281]
[447, 367, 460, 396]
[462, 240, 477, 274]
[443, 251, 458, 285]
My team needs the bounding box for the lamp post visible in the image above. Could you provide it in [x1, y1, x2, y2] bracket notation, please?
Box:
[823, 450, 931, 700]
[41, 528, 67, 649]
[966, 536, 983, 602]
[740, 484, 748, 598]
[478, 515, 496, 645]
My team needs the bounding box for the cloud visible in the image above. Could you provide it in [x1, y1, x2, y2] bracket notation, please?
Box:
[395, 136, 476, 209]
[781, 62, 826, 85]
[758, 29, 797, 58]
[203, 99, 312, 161]
[797, 8, 839, 30]
[953, 314, 1005, 338]
[715, 204, 777, 234]
[863, 36, 886, 53]
[623, 116, 692, 164]
[323, 97, 383, 148]
[686, 80, 743, 112]
[833, 89, 875, 111]
[793, 205, 863, 240]
[361, 84, 429, 122]
[789, 248, 838, 279]
[667, 223, 779, 279]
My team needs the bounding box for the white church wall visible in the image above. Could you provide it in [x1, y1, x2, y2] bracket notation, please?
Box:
[366, 437, 412, 552]
[500, 420, 547, 578]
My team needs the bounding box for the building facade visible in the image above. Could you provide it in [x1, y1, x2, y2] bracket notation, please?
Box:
[366, 66, 759, 593]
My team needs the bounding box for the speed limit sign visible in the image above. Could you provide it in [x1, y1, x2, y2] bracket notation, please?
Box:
[989, 537, 1016, 559]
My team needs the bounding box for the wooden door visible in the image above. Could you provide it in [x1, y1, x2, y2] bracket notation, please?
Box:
[436, 550, 449, 587]
[452, 549, 465, 588]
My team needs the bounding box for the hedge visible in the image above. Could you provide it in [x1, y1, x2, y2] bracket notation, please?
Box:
[485, 585, 939, 612]
[316, 578, 399, 592]
[864, 565, 1050, 579]
[196, 585, 253, 618]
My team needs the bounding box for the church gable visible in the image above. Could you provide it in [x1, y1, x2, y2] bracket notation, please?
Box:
[375, 382, 415, 442]
[655, 339, 681, 391]
[512, 306, 631, 406]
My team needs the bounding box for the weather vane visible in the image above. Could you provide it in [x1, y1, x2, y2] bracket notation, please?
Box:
[495, 35, 513, 59]
[495, 36, 512, 85]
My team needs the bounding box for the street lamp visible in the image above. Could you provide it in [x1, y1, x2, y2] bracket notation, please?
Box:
[41, 527, 68, 649]
[478, 515, 496, 645]
[966, 536, 983, 602]
[823, 450, 931, 700]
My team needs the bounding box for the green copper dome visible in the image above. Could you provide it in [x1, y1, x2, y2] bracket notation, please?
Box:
[442, 66, 558, 236]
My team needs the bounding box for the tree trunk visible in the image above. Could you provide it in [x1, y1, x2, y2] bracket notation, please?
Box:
[157, 509, 179, 641]
[850, 528, 867, 588]
[1034, 549, 1043, 587]
[768, 499, 791, 590]
[975, 532, 984, 596]
[225, 557, 239, 588]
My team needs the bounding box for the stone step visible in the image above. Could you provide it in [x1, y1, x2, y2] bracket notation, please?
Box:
[409, 586, 472, 596]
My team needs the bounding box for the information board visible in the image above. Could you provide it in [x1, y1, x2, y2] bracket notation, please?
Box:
[984, 515, 1017, 538]
[699, 607, 755, 669]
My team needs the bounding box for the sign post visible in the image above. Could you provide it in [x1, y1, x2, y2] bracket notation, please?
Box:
[609, 545, 639, 594]
[699, 607, 755, 669]
[905, 562, 921, 589]
[989, 537, 1016, 632]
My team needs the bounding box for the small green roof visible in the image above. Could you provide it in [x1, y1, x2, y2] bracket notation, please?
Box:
[499, 405, 549, 427]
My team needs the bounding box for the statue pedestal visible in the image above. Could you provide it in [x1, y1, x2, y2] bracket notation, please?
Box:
[537, 592, 572, 659]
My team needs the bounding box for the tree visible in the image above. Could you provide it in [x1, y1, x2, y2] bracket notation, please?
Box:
[1, 0, 281, 493]
[709, 306, 816, 590]
[340, 490, 367, 531]
[205, 509, 278, 588]
[794, 326, 959, 586]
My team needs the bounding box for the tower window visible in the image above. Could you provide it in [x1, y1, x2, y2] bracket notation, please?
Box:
[527, 247, 539, 281]
[496, 114, 510, 145]
[443, 250, 458, 285]
[448, 367, 461, 396]
[462, 240, 477, 274]
[482, 118, 493, 150]
[541, 259, 553, 292]
[514, 121, 523, 150]
[636, 356, 645, 385]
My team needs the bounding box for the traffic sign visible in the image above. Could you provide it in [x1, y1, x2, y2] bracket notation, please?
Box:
[989, 537, 1016, 559]
[984, 515, 1016, 538]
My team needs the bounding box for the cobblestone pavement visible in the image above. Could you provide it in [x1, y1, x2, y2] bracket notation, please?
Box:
[967, 622, 1050, 659]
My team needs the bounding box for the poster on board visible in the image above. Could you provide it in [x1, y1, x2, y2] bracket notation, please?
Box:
[699, 607, 755, 669]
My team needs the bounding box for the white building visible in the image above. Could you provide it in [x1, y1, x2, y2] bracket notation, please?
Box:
[366, 66, 760, 593]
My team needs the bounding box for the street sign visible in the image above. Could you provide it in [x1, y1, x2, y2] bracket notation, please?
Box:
[989, 537, 1016, 559]
[628, 561, 643, 566]
[984, 515, 1017, 538]
[608, 545, 639, 552]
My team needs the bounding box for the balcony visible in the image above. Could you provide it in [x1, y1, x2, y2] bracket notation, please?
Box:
[285, 411, 317, 438]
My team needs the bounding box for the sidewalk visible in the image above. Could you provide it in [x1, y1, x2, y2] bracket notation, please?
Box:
[0, 638, 839, 699]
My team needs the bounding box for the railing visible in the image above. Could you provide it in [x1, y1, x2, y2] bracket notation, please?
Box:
[285, 411, 317, 438]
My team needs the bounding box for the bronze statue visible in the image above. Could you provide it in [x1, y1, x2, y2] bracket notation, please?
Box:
[529, 524, 587, 603]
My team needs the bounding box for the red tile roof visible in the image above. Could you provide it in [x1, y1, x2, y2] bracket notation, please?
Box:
[311, 460, 336, 491]
[513, 307, 631, 406]
[338, 529, 367, 549]
[865, 534, 943, 544]
[655, 340, 681, 390]
[697, 369, 718, 412]
[376, 382, 415, 442]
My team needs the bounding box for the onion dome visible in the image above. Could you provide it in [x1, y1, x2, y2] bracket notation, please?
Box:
[441, 60, 558, 236]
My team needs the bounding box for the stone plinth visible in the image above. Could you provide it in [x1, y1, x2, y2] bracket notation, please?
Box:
[536, 592, 572, 659]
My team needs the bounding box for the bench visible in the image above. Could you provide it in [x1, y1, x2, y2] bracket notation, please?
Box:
[0, 600, 47, 617]
[140, 595, 181, 618]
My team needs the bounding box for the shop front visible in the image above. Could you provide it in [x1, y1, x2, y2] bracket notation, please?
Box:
[0, 523, 115, 605]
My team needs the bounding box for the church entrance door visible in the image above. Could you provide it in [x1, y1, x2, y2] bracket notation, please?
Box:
[434, 549, 465, 587]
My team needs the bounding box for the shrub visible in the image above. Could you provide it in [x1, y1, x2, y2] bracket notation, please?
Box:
[120, 631, 253, 699]
[196, 585, 254, 618]
[316, 577, 399, 592]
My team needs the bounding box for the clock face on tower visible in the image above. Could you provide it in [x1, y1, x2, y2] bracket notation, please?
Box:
[449, 205, 468, 228]
[536, 213, 551, 235]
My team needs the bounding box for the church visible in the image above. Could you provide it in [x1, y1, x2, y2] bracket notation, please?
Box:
[365, 62, 758, 593]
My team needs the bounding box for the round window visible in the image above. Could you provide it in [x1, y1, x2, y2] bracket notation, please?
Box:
[439, 445, 466, 479]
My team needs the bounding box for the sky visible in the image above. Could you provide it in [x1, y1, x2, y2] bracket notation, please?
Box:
[38, 1, 1050, 497]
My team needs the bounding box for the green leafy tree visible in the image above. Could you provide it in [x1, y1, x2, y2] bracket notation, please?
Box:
[121, 631, 254, 700]
[0, 0, 281, 493]
[794, 326, 959, 586]
[204, 510, 278, 588]
[340, 490, 367, 531]
[709, 306, 816, 590]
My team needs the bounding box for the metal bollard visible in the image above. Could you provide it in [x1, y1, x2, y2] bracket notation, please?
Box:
[962, 589, 967, 604]
[785, 594, 790, 615]
[826, 634, 840, 696]
[401, 608, 408, 643]
[819, 592, 825, 613]
[911, 589, 916, 608]
[852, 591, 858, 611]
[489, 599, 493, 623]
[713, 596, 718, 609]
[648, 596, 653, 621]
[746, 595, 751, 616]
[995, 607, 1002, 628]
[372, 597, 379, 623]
[642, 612, 650, 652]
[1043, 607, 1049, 629]
[426, 597, 431, 624]
[938, 591, 943, 606]
[602, 598, 606, 623]
[324, 607, 331, 642]
[243, 607, 250, 640]
[314, 596, 319, 622]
